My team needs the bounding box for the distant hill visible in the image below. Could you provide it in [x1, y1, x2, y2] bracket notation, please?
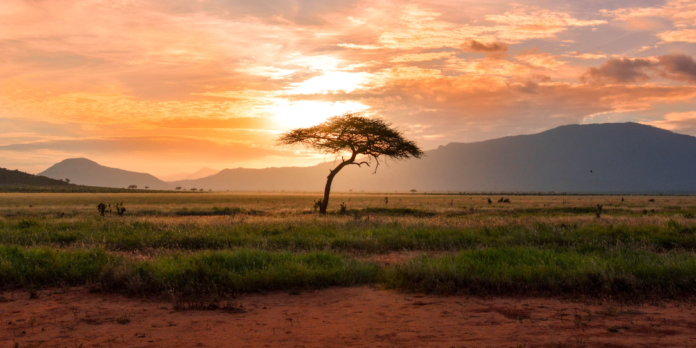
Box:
[159, 168, 219, 182]
[39, 123, 696, 193]
[172, 123, 696, 194]
[0, 167, 71, 187]
[39, 158, 171, 190]
[170, 166, 331, 192]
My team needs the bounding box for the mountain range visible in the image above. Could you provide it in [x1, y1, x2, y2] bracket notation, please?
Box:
[158, 168, 220, 182]
[37, 123, 696, 193]
[39, 158, 170, 190]
[0, 167, 71, 187]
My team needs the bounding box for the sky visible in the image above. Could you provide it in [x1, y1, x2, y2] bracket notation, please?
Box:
[2, 0, 696, 177]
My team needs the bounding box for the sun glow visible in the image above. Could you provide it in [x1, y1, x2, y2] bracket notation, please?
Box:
[262, 55, 372, 129]
[286, 71, 369, 95]
[271, 100, 370, 129]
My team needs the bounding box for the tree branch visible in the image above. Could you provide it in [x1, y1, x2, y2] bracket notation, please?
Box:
[372, 156, 380, 174]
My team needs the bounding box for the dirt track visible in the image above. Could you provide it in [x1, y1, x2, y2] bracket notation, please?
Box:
[2, 287, 696, 347]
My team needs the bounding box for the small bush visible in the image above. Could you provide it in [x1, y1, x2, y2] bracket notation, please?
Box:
[115, 203, 126, 216]
[97, 203, 107, 216]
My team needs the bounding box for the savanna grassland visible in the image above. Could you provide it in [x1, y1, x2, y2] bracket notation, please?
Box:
[2, 192, 696, 300]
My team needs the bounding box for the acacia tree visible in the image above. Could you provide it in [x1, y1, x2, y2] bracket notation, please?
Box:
[277, 113, 423, 214]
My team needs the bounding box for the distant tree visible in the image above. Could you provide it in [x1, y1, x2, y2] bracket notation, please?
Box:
[175, 187, 182, 191]
[277, 113, 422, 214]
[410, 189, 417, 193]
[65, 178, 70, 184]
[191, 188, 197, 192]
[144, 186, 149, 190]
[128, 185, 138, 189]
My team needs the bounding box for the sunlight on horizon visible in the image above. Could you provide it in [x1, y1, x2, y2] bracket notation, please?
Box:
[2, 0, 696, 173]
[270, 100, 370, 129]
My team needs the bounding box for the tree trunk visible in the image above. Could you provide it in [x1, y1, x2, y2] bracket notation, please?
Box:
[319, 157, 354, 214]
[319, 171, 337, 214]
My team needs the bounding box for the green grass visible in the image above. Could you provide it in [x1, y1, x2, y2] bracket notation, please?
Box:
[2, 216, 696, 253]
[3, 245, 695, 299]
[0, 246, 118, 287]
[0, 246, 378, 296]
[2, 192, 696, 300]
[383, 247, 696, 298]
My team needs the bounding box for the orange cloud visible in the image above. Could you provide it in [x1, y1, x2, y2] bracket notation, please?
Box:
[658, 29, 696, 42]
[515, 52, 568, 69]
[462, 40, 508, 53]
[643, 112, 696, 134]
[582, 58, 655, 84]
[1, 0, 696, 173]
[602, 0, 696, 26]
[391, 52, 455, 63]
[564, 52, 607, 60]
[581, 54, 696, 85]
[603, 1, 696, 42]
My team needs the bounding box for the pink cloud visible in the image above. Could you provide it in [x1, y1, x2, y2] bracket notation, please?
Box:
[1, 0, 696, 172]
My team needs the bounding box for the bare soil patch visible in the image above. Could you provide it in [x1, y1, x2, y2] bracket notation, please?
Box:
[359, 251, 453, 266]
[3, 287, 696, 347]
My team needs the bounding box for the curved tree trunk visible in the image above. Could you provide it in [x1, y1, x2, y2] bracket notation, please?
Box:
[319, 171, 337, 214]
[319, 156, 355, 214]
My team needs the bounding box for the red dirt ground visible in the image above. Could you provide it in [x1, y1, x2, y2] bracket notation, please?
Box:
[2, 287, 696, 347]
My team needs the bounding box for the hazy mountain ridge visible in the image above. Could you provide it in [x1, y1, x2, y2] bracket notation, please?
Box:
[37, 123, 696, 193]
[173, 123, 696, 193]
[39, 158, 171, 189]
[159, 168, 220, 182]
[0, 167, 71, 187]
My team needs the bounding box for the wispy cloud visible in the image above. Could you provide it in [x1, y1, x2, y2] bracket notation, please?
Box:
[1, 0, 695, 173]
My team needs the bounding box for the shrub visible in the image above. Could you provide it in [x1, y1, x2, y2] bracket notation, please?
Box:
[313, 199, 323, 212]
[97, 203, 107, 216]
[115, 203, 126, 216]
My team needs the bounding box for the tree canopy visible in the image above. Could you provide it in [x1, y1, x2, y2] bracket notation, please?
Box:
[277, 113, 423, 171]
[277, 113, 423, 213]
